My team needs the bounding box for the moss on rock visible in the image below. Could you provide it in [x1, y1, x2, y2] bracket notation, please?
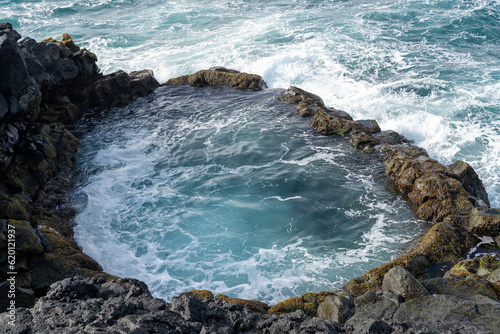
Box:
[268, 291, 334, 317]
[7, 220, 44, 255]
[410, 222, 478, 263]
[218, 296, 270, 314]
[345, 253, 431, 296]
[0, 193, 30, 220]
[466, 207, 500, 237]
[180, 289, 214, 300]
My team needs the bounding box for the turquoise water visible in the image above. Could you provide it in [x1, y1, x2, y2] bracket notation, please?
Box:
[71, 86, 421, 302]
[2, 0, 499, 301]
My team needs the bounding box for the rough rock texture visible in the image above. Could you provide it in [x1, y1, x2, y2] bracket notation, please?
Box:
[344, 221, 478, 296]
[278, 86, 406, 153]
[164, 67, 267, 91]
[316, 293, 354, 324]
[382, 266, 430, 300]
[381, 144, 489, 222]
[3, 269, 498, 333]
[343, 264, 500, 334]
[0, 277, 345, 334]
[465, 207, 500, 237]
[0, 25, 158, 310]
[278, 85, 499, 302]
[1, 29, 500, 332]
[267, 291, 335, 317]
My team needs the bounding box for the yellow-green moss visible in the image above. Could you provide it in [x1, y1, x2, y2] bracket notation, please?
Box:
[268, 291, 334, 317]
[180, 289, 214, 301]
[0, 194, 30, 220]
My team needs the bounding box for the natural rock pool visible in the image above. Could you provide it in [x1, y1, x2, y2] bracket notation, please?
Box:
[71, 85, 423, 303]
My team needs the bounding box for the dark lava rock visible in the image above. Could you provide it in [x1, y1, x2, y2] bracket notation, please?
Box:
[0, 25, 159, 310]
[164, 67, 267, 91]
[0, 276, 344, 334]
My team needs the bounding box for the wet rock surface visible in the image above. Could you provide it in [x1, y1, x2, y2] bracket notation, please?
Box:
[0, 24, 155, 309]
[164, 67, 267, 91]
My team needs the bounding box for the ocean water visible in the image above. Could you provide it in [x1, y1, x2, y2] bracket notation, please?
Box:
[2, 0, 499, 302]
[71, 86, 422, 302]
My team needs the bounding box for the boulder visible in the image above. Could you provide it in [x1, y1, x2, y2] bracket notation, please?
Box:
[164, 68, 267, 91]
[382, 266, 430, 300]
[345, 254, 431, 297]
[316, 293, 354, 323]
[409, 222, 478, 263]
[382, 145, 479, 222]
[345, 290, 400, 325]
[447, 160, 490, 207]
[345, 319, 394, 334]
[392, 294, 500, 333]
[424, 275, 499, 305]
[84, 69, 159, 109]
[0, 23, 41, 123]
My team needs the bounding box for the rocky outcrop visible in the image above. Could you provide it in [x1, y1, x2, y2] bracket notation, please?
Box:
[164, 66, 267, 91]
[267, 291, 335, 317]
[335, 260, 500, 333]
[0, 276, 345, 334]
[3, 261, 499, 333]
[0, 24, 158, 310]
[278, 87, 408, 153]
[1, 25, 500, 332]
[278, 85, 500, 299]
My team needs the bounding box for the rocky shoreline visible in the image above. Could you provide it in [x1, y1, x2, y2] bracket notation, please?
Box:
[1, 24, 500, 333]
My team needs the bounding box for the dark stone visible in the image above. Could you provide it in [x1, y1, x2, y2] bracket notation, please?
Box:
[50, 57, 79, 84]
[346, 319, 393, 334]
[165, 69, 267, 91]
[31, 41, 61, 70]
[447, 160, 490, 207]
[372, 130, 410, 145]
[0, 92, 8, 120]
[423, 275, 499, 304]
[392, 294, 500, 333]
[0, 282, 35, 311]
[382, 266, 429, 300]
[316, 294, 355, 323]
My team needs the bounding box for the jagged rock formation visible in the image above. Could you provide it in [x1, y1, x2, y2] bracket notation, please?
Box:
[277, 85, 500, 298]
[164, 66, 267, 91]
[2, 263, 499, 333]
[1, 24, 500, 333]
[0, 23, 158, 309]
